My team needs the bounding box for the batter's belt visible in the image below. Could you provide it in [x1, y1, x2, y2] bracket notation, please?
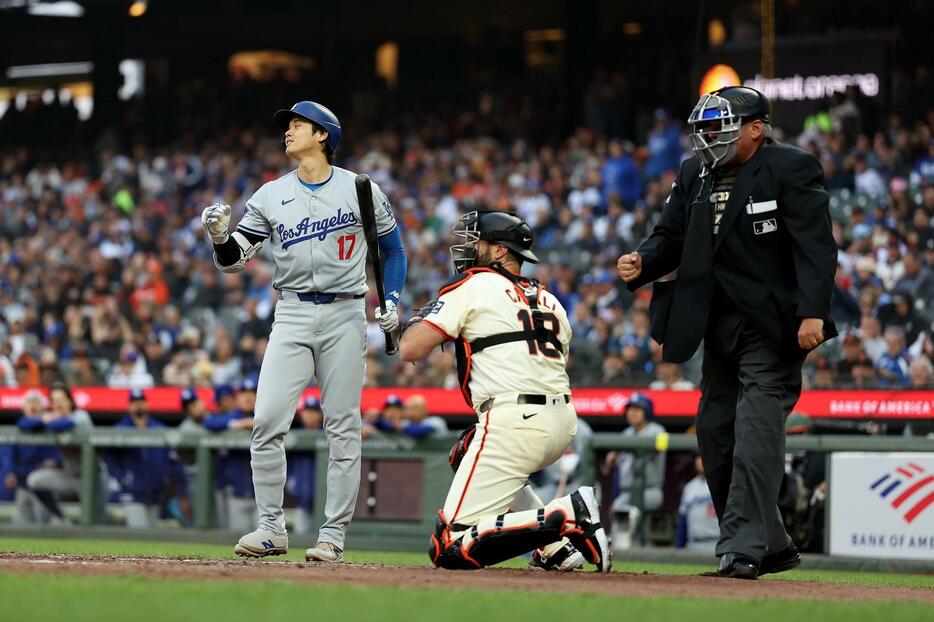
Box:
[279, 291, 365, 304]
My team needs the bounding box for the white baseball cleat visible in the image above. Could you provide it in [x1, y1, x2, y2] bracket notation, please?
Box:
[234, 529, 289, 558]
[528, 542, 586, 571]
[305, 541, 344, 563]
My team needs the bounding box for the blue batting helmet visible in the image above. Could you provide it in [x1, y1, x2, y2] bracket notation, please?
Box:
[274, 101, 342, 153]
[625, 392, 654, 419]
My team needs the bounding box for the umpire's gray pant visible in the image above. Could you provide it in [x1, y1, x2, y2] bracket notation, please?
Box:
[697, 307, 800, 562]
[251, 297, 365, 548]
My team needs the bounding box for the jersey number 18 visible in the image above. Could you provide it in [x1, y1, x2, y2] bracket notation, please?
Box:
[516, 309, 560, 359]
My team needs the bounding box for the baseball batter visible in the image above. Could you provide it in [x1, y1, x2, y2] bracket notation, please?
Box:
[399, 211, 610, 572]
[202, 100, 407, 562]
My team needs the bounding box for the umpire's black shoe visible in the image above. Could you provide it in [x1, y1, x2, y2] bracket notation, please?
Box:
[717, 553, 759, 580]
[760, 545, 801, 575]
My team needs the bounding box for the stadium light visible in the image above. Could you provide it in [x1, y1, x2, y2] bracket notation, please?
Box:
[27, 1, 84, 17]
[6, 62, 93, 79]
[128, 0, 146, 17]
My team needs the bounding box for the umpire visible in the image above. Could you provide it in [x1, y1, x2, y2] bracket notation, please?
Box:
[617, 86, 837, 579]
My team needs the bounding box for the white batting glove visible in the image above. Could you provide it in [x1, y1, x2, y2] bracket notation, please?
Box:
[201, 203, 231, 244]
[375, 301, 400, 333]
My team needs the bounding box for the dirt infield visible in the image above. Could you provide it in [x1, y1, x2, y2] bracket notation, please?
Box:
[0, 553, 931, 602]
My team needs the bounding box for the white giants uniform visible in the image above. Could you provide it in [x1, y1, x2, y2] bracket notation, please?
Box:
[421, 266, 577, 527]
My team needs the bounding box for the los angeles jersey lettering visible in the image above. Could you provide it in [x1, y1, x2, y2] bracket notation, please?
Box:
[236, 166, 396, 294]
[425, 272, 572, 408]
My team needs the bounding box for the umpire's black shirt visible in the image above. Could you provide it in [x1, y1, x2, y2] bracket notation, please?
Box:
[628, 141, 838, 362]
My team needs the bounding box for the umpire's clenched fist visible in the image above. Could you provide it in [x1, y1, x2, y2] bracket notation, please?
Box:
[617, 252, 642, 282]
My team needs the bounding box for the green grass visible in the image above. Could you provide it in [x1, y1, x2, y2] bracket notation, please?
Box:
[1, 537, 931, 589]
[0, 537, 932, 622]
[0, 572, 931, 622]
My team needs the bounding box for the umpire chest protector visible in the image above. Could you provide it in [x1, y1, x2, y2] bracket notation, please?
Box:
[444, 264, 562, 406]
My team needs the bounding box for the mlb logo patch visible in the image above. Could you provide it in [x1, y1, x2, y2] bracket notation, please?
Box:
[754, 218, 777, 235]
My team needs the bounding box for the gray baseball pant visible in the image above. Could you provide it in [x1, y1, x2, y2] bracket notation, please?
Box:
[251, 296, 366, 549]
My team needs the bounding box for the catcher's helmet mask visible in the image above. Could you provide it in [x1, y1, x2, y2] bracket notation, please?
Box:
[450, 210, 539, 273]
[688, 86, 771, 176]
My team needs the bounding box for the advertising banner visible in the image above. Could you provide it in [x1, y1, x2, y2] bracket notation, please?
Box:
[2, 387, 934, 418]
[829, 453, 934, 560]
[693, 32, 892, 130]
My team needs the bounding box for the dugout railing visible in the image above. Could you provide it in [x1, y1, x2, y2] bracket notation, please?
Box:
[0, 427, 932, 553]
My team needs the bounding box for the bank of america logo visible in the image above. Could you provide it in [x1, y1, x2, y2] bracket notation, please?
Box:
[869, 463, 934, 524]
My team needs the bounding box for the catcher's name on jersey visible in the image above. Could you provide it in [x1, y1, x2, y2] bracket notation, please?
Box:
[423, 269, 572, 409]
[237, 166, 396, 294]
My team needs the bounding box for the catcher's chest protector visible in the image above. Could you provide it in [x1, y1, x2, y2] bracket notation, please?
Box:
[452, 265, 559, 406]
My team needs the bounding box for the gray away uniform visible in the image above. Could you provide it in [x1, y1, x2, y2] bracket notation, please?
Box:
[224, 166, 397, 547]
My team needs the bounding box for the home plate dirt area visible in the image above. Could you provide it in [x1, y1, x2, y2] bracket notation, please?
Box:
[0, 553, 931, 602]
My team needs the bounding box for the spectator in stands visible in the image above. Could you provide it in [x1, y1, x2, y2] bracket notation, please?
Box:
[60, 343, 100, 386]
[850, 352, 879, 389]
[105, 389, 186, 528]
[210, 332, 242, 386]
[644, 108, 683, 180]
[107, 349, 155, 389]
[287, 396, 323, 534]
[602, 140, 640, 208]
[203, 382, 255, 532]
[0, 341, 16, 387]
[910, 356, 934, 389]
[879, 292, 925, 345]
[852, 256, 884, 292]
[876, 326, 912, 386]
[810, 355, 836, 389]
[859, 315, 887, 363]
[13, 353, 40, 387]
[1, 79, 932, 395]
[675, 453, 720, 553]
[895, 253, 934, 306]
[834, 332, 867, 386]
[649, 362, 696, 390]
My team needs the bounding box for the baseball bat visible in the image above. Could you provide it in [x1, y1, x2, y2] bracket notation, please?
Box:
[355, 173, 398, 355]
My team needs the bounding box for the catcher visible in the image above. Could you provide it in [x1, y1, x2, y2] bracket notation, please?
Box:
[399, 210, 610, 572]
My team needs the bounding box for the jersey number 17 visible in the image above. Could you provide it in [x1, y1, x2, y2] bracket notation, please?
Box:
[337, 234, 356, 260]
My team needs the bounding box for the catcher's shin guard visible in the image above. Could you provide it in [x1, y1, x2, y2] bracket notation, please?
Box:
[429, 509, 566, 570]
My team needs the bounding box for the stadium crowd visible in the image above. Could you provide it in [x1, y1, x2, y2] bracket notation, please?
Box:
[1, 85, 933, 396]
